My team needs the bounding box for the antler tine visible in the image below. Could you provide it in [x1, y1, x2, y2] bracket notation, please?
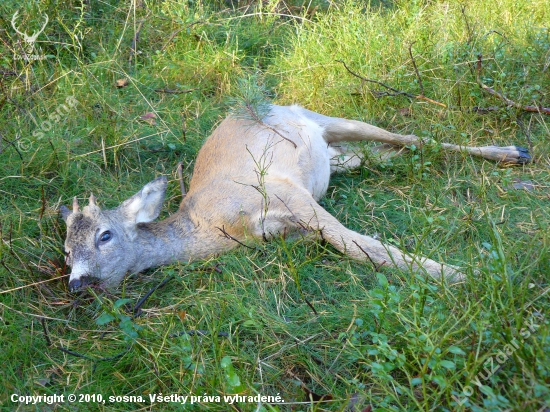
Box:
[32, 14, 48, 39]
[40, 14, 48, 30]
[89, 193, 97, 206]
[10, 10, 25, 37]
[72, 196, 79, 213]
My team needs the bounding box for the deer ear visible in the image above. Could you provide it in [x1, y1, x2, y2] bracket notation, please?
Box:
[119, 176, 168, 224]
[60, 205, 72, 222]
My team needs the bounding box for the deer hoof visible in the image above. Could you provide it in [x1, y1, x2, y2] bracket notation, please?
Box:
[514, 146, 531, 164]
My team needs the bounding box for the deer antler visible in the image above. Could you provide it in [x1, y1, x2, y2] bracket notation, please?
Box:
[11, 10, 48, 44]
[72, 196, 80, 213]
[11, 11, 25, 38]
[31, 13, 49, 43]
[89, 193, 97, 207]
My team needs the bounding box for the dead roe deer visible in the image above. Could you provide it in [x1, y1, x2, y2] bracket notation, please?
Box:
[61, 105, 530, 290]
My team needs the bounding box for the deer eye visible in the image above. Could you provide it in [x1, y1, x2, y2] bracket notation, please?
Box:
[99, 231, 112, 242]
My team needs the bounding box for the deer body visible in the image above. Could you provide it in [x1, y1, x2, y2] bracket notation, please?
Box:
[61, 105, 530, 290]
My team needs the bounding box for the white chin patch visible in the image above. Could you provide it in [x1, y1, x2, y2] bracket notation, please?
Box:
[68, 262, 90, 281]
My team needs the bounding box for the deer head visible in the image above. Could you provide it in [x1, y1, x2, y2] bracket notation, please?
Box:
[11, 10, 49, 47]
[60, 177, 167, 291]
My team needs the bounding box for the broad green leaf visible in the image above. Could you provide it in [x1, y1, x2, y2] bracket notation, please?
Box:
[96, 312, 115, 325]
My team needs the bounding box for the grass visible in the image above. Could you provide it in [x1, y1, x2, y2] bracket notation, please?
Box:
[1, 0, 549, 410]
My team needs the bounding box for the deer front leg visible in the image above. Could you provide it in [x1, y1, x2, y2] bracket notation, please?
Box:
[266, 184, 464, 282]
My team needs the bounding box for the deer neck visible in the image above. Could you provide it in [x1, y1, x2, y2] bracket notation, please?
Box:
[130, 213, 205, 273]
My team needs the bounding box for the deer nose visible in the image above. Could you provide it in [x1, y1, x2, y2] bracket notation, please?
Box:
[69, 278, 82, 291]
[69, 276, 94, 292]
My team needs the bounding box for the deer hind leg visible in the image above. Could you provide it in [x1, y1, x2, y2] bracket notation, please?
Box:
[295, 106, 531, 165]
[266, 182, 463, 281]
[329, 142, 407, 173]
[328, 143, 363, 173]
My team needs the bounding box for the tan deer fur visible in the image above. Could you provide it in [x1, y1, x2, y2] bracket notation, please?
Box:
[61, 105, 530, 290]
